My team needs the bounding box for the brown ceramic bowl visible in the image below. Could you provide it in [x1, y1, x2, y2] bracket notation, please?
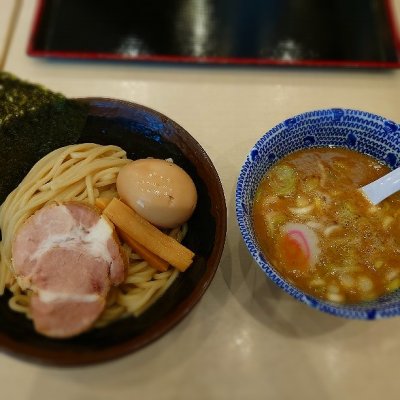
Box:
[0, 98, 226, 366]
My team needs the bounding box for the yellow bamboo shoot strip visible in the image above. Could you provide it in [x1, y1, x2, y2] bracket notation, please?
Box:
[95, 197, 170, 272]
[103, 198, 194, 271]
[95, 197, 113, 210]
[118, 230, 170, 272]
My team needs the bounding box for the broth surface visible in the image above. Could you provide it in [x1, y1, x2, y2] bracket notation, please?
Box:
[253, 148, 400, 303]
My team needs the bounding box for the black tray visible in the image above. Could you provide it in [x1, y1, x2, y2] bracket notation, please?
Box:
[28, 0, 400, 68]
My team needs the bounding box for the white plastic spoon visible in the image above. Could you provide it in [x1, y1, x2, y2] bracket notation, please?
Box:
[361, 166, 400, 205]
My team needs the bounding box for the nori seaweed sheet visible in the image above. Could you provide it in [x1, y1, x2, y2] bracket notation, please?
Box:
[0, 72, 88, 204]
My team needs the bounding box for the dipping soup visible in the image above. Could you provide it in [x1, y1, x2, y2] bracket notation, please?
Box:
[253, 148, 400, 303]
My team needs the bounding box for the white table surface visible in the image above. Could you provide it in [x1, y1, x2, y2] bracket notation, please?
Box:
[3, 1, 400, 399]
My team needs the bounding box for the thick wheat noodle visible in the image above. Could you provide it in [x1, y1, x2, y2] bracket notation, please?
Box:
[54, 181, 87, 202]
[95, 180, 117, 188]
[127, 260, 150, 274]
[94, 168, 120, 180]
[93, 169, 119, 182]
[47, 159, 128, 192]
[118, 285, 161, 313]
[133, 268, 180, 317]
[125, 272, 155, 284]
[11, 145, 90, 204]
[0, 145, 93, 224]
[0, 143, 186, 329]
[86, 175, 95, 205]
[128, 260, 156, 277]
[50, 157, 81, 181]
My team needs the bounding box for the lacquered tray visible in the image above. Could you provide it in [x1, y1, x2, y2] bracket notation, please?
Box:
[28, 0, 400, 68]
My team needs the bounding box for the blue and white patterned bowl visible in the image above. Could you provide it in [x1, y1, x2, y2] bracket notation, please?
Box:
[236, 108, 400, 320]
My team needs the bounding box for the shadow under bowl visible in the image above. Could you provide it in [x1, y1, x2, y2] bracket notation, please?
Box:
[236, 108, 400, 320]
[0, 98, 227, 365]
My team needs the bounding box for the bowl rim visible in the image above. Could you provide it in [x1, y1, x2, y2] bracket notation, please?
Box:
[0, 97, 227, 365]
[236, 107, 400, 320]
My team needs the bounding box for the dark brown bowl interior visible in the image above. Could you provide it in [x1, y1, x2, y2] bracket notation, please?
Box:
[0, 98, 227, 366]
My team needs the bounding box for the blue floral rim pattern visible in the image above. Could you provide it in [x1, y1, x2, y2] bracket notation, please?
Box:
[236, 108, 400, 320]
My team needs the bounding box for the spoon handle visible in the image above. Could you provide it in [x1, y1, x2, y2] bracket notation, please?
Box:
[361, 167, 400, 205]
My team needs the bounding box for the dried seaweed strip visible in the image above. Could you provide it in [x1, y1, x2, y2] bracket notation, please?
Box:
[0, 72, 88, 204]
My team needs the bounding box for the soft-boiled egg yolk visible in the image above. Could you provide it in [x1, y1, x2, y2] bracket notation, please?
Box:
[116, 159, 197, 228]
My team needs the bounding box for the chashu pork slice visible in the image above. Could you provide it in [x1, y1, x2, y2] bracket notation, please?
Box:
[12, 202, 126, 338]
